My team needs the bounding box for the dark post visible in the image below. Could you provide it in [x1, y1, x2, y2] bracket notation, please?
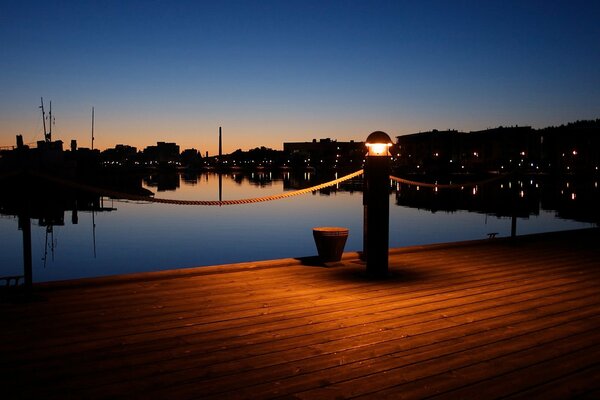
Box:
[19, 212, 33, 291]
[511, 215, 517, 238]
[363, 131, 392, 277]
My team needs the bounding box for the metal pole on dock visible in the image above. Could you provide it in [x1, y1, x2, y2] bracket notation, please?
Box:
[363, 131, 393, 277]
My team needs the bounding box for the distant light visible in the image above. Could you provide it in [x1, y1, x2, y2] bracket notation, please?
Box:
[520, 190, 524, 198]
[571, 193, 576, 200]
[572, 150, 578, 156]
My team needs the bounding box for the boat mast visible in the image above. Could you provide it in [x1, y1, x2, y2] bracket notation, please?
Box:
[47, 100, 52, 143]
[40, 97, 48, 141]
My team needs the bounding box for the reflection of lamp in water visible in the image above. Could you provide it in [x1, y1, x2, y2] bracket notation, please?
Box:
[363, 131, 393, 277]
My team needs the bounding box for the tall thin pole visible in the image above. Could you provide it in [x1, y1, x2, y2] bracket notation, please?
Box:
[48, 101, 52, 142]
[91, 107, 95, 150]
[219, 126, 222, 158]
[40, 97, 47, 141]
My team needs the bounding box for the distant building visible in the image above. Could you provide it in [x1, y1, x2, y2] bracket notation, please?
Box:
[143, 142, 180, 166]
[180, 148, 202, 169]
[283, 138, 364, 169]
[396, 126, 538, 173]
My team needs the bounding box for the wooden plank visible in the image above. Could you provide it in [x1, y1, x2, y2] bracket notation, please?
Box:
[3, 262, 595, 364]
[2, 245, 588, 336]
[142, 299, 600, 400]
[0, 229, 598, 399]
[7, 281, 600, 398]
[502, 365, 600, 400]
[294, 326, 600, 399]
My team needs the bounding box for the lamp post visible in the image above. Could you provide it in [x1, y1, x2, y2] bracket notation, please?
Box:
[363, 131, 393, 277]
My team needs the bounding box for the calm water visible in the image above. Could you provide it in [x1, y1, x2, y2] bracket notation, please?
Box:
[0, 171, 596, 283]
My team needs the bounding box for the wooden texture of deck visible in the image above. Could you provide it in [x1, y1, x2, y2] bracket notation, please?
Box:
[1, 229, 599, 399]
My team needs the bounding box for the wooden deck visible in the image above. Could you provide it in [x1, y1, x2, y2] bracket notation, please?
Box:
[1, 229, 600, 399]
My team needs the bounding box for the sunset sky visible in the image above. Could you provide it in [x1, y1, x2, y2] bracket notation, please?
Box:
[1, 0, 599, 154]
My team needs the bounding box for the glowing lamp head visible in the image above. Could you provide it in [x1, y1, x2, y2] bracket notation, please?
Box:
[365, 131, 393, 156]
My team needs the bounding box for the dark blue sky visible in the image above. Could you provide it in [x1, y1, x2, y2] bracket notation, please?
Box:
[1, 0, 599, 152]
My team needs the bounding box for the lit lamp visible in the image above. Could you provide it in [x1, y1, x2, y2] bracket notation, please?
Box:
[363, 131, 393, 277]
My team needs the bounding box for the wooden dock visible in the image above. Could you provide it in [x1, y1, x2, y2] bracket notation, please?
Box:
[1, 229, 600, 399]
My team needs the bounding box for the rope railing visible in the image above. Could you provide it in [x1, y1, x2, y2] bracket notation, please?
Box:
[31, 169, 365, 206]
[16, 168, 517, 206]
[389, 171, 516, 189]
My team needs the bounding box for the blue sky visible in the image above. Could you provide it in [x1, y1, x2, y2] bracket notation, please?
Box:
[1, 0, 599, 153]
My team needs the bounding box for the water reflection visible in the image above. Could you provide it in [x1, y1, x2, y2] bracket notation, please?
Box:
[0, 171, 597, 284]
[0, 175, 116, 288]
[393, 176, 599, 225]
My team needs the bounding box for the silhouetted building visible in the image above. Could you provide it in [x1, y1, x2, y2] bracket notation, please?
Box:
[283, 138, 364, 169]
[396, 126, 540, 174]
[181, 148, 202, 169]
[143, 142, 180, 167]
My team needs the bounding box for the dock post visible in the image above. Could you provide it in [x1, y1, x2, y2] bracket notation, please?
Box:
[19, 212, 33, 291]
[363, 131, 393, 277]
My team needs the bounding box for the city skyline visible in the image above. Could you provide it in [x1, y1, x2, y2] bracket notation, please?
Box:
[1, 1, 599, 154]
